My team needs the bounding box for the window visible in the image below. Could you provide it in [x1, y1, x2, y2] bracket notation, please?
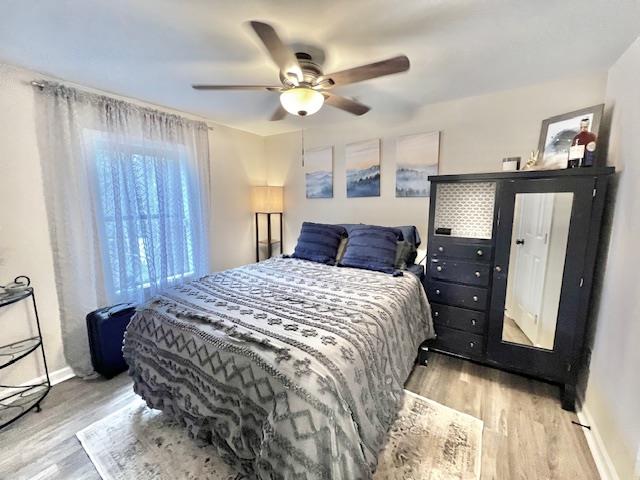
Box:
[92, 136, 199, 298]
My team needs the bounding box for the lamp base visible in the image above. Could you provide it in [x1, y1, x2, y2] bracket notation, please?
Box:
[255, 212, 283, 262]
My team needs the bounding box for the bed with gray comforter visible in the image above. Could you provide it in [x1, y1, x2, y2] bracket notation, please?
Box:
[123, 256, 434, 479]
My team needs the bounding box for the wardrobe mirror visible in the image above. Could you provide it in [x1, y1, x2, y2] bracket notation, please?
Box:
[501, 192, 573, 350]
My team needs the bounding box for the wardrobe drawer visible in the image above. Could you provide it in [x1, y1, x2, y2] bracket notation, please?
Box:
[432, 325, 485, 358]
[427, 281, 488, 311]
[428, 259, 491, 286]
[431, 303, 486, 334]
[428, 241, 492, 262]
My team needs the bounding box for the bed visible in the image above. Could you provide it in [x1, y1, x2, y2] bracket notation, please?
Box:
[123, 256, 434, 479]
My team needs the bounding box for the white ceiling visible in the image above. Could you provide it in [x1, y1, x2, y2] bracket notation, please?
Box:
[1, 0, 639, 136]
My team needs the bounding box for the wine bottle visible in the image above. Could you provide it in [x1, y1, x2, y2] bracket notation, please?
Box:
[568, 118, 597, 167]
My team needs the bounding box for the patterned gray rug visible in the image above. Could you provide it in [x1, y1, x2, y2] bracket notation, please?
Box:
[77, 389, 482, 480]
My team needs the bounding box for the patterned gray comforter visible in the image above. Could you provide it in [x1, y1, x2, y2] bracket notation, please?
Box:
[123, 257, 434, 480]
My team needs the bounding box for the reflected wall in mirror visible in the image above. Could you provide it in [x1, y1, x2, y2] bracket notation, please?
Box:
[502, 192, 573, 350]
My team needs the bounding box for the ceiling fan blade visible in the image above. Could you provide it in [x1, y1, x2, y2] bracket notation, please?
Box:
[318, 55, 410, 87]
[249, 21, 303, 84]
[270, 104, 288, 121]
[192, 84, 280, 91]
[323, 93, 370, 116]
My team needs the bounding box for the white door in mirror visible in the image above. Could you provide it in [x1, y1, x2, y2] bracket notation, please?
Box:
[509, 193, 554, 343]
[503, 192, 573, 350]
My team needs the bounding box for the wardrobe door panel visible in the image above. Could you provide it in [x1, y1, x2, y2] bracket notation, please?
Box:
[487, 177, 595, 384]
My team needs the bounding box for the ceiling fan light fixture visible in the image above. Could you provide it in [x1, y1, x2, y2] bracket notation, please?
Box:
[280, 87, 324, 116]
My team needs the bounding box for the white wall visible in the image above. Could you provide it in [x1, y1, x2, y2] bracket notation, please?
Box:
[0, 63, 266, 384]
[0, 64, 65, 386]
[582, 37, 640, 480]
[265, 74, 607, 253]
[209, 124, 265, 271]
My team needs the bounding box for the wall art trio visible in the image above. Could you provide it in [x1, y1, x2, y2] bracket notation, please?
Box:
[304, 131, 440, 199]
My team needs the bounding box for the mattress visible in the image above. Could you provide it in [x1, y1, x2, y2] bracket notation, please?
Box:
[123, 257, 434, 479]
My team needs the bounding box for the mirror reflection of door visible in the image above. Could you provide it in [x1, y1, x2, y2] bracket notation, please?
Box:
[502, 192, 573, 350]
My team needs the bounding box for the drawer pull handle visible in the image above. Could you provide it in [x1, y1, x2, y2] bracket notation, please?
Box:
[434, 311, 439, 317]
[469, 342, 475, 348]
[435, 289, 441, 295]
[436, 266, 443, 272]
[471, 319, 476, 326]
[438, 246, 444, 252]
[476, 249, 484, 256]
[495, 266, 502, 273]
[472, 295, 479, 302]
[475, 271, 481, 278]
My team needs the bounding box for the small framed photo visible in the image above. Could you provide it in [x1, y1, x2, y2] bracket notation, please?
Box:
[537, 104, 604, 170]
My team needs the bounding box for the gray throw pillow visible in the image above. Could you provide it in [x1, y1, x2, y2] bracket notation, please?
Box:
[394, 240, 417, 270]
[336, 237, 348, 264]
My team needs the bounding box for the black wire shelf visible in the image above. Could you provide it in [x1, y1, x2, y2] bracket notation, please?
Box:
[0, 277, 51, 431]
[0, 383, 50, 429]
[0, 337, 42, 369]
[0, 288, 33, 308]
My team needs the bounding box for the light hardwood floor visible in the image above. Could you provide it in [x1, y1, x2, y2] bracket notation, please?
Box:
[502, 315, 534, 346]
[406, 354, 599, 480]
[0, 353, 599, 480]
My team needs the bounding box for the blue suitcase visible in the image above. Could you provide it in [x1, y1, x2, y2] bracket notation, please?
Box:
[86, 303, 136, 378]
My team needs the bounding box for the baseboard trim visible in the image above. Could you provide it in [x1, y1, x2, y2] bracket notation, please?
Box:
[46, 366, 76, 386]
[3, 366, 76, 402]
[577, 397, 620, 480]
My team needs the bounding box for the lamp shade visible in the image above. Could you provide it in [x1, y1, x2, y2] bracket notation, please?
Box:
[280, 87, 324, 116]
[252, 186, 284, 213]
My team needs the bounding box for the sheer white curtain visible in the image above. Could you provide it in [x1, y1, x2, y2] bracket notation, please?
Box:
[35, 83, 211, 376]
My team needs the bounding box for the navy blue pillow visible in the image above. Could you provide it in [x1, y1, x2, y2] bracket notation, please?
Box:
[394, 225, 421, 248]
[337, 224, 404, 241]
[339, 226, 399, 274]
[292, 222, 347, 265]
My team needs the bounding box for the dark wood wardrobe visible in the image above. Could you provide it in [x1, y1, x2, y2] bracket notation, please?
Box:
[419, 167, 614, 410]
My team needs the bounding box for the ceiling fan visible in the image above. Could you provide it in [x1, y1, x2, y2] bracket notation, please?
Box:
[192, 21, 411, 120]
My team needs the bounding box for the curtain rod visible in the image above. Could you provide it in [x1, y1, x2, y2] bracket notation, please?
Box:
[30, 79, 214, 130]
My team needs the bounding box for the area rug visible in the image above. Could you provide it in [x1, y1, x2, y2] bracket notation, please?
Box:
[77, 389, 482, 480]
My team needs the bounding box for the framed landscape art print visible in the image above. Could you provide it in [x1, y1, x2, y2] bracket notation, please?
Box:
[304, 146, 333, 198]
[345, 139, 380, 198]
[395, 131, 440, 197]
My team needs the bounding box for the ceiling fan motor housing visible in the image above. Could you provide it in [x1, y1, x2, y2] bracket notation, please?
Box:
[279, 52, 325, 88]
